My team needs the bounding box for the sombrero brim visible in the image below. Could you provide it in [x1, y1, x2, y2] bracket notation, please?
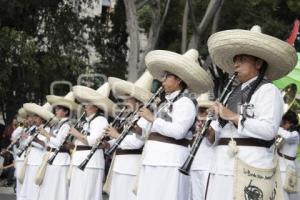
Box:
[18, 108, 27, 119]
[108, 77, 153, 103]
[46, 95, 78, 111]
[145, 50, 213, 93]
[23, 103, 54, 121]
[72, 86, 106, 103]
[208, 29, 298, 80]
[197, 100, 214, 108]
[73, 86, 115, 117]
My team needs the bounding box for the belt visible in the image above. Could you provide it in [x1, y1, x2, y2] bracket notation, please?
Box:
[46, 147, 69, 153]
[76, 145, 104, 151]
[148, 132, 190, 147]
[277, 151, 296, 161]
[116, 148, 143, 155]
[217, 138, 274, 148]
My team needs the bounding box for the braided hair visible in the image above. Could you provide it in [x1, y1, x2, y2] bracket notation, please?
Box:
[241, 59, 268, 126]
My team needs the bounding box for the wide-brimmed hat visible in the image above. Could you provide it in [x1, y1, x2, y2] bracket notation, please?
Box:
[207, 25, 298, 80]
[46, 92, 78, 111]
[108, 70, 153, 103]
[17, 108, 28, 119]
[23, 103, 54, 121]
[145, 49, 213, 93]
[197, 93, 214, 108]
[72, 83, 115, 116]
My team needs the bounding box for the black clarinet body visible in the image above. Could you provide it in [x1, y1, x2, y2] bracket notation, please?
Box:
[179, 72, 238, 175]
[78, 107, 127, 171]
[105, 86, 164, 157]
[48, 112, 86, 165]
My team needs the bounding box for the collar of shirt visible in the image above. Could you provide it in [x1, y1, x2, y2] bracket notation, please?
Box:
[165, 89, 189, 102]
[86, 113, 96, 122]
[241, 76, 257, 90]
[58, 117, 68, 124]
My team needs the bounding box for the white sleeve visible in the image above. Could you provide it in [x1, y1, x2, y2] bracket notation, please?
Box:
[119, 133, 144, 149]
[237, 84, 283, 140]
[151, 97, 197, 140]
[278, 128, 299, 144]
[11, 127, 23, 141]
[86, 116, 108, 146]
[49, 123, 70, 148]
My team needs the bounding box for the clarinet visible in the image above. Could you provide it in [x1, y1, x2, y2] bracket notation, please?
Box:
[178, 72, 238, 175]
[47, 112, 86, 165]
[78, 107, 128, 171]
[105, 86, 164, 157]
[17, 118, 54, 157]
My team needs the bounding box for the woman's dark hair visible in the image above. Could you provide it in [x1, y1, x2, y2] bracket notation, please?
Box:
[283, 110, 299, 126]
[54, 105, 70, 117]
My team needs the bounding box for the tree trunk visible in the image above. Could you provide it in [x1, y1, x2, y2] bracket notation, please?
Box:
[181, 1, 189, 53]
[212, 0, 225, 34]
[124, 0, 140, 81]
[136, 0, 171, 76]
[188, 0, 222, 49]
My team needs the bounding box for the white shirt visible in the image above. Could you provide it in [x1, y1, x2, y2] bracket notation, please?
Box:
[141, 89, 197, 167]
[47, 118, 71, 165]
[27, 126, 50, 165]
[113, 132, 145, 175]
[71, 114, 108, 169]
[210, 80, 283, 175]
[277, 127, 299, 172]
[191, 137, 215, 171]
[11, 126, 26, 161]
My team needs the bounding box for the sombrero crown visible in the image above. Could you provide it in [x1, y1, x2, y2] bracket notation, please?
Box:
[145, 49, 213, 93]
[72, 83, 115, 117]
[196, 93, 214, 108]
[23, 102, 54, 121]
[108, 70, 153, 103]
[207, 25, 298, 80]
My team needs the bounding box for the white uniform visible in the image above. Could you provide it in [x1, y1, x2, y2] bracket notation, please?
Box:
[136, 90, 197, 200]
[206, 78, 284, 200]
[189, 137, 214, 200]
[37, 118, 71, 200]
[277, 127, 300, 200]
[109, 132, 144, 200]
[68, 114, 108, 200]
[11, 126, 27, 200]
[20, 126, 50, 200]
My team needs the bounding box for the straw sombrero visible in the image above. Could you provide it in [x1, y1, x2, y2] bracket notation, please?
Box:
[207, 25, 298, 80]
[145, 49, 214, 93]
[18, 108, 28, 119]
[108, 70, 153, 103]
[23, 103, 54, 121]
[46, 92, 78, 111]
[196, 93, 214, 108]
[72, 83, 115, 116]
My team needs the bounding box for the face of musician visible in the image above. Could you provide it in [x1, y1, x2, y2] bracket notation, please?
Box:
[33, 115, 45, 126]
[26, 116, 34, 126]
[161, 72, 186, 94]
[233, 54, 264, 83]
[55, 105, 70, 119]
[83, 104, 99, 117]
[124, 96, 141, 111]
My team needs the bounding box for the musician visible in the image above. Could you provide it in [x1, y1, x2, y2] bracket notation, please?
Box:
[137, 49, 213, 200]
[104, 71, 153, 200]
[20, 103, 54, 200]
[277, 110, 299, 199]
[69, 83, 114, 200]
[11, 108, 34, 199]
[37, 92, 78, 200]
[205, 25, 297, 199]
[189, 93, 215, 200]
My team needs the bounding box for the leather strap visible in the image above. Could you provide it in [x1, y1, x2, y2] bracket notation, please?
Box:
[277, 151, 296, 161]
[148, 132, 190, 147]
[46, 147, 69, 153]
[217, 138, 274, 148]
[116, 148, 143, 155]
